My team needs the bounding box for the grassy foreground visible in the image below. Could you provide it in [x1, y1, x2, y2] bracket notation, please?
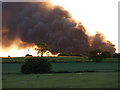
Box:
[3, 72, 118, 88]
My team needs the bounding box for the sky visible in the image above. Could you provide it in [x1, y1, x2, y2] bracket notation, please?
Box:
[1, 0, 119, 53]
[51, 0, 119, 53]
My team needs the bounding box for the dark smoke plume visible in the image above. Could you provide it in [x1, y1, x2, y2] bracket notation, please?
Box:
[90, 32, 116, 54]
[2, 2, 116, 55]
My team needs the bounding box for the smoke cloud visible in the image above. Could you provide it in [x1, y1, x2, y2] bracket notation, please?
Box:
[2, 2, 116, 55]
[90, 32, 116, 54]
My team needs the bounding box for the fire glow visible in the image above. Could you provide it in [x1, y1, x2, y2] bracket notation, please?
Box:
[1, 45, 60, 57]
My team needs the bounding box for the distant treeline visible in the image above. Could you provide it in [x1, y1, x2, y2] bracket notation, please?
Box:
[58, 52, 120, 58]
[58, 53, 83, 56]
[113, 53, 120, 58]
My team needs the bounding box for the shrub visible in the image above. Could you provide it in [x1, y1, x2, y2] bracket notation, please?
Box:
[25, 54, 32, 57]
[21, 57, 51, 74]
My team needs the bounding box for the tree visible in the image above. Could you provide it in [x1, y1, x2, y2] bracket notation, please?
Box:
[89, 49, 112, 62]
[35, 42, 49, 57]
[101, 51, 111, 58]
[89, 49, 103, 62]
[113, 53, 120, 58]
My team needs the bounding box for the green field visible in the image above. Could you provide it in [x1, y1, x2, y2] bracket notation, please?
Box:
[2, 72, 118, 88]
[1, 57, 119, 63]
[2, 62, 118, 74]
[1, 56, 88, 63]
[2, 57, 119, 73]
[2, 57, 119, 88]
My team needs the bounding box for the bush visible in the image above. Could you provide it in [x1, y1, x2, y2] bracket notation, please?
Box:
[21, 57, 51, 74]
[25, 54, 32, 57]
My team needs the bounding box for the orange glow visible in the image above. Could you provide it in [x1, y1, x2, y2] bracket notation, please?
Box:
[1, 0, 118, 56]
[1, 44, 59, 57]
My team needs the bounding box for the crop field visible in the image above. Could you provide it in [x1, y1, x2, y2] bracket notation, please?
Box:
[2, 62, 118, 74]
[1, 57, 119, 63]
[1, 56, 88, 63]
[2, 57, 119, 73]
[1, 57, 119, 88]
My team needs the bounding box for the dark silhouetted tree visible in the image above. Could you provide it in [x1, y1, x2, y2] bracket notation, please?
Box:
[113, 53, 120, 58]
[35, 42, 49, 57]
[89, 49, 112, 62]
[89, 49, 103, 62]
[101, 51, 111, 58]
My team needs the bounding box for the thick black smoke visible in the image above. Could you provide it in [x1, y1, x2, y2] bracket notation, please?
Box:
[2, 2, 116, 55]
[90, 32, 116, 54]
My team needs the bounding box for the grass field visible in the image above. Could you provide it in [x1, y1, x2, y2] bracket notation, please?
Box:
[1, 57, 119, 63]
[2, 72, 118, 88]
[2, 62, 118, 74]
[1, 57, 119, 88]
[1, 56, 88, 63]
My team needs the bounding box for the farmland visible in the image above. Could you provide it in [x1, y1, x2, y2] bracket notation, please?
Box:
[1, 56, 119, 88]
[2, 62, 118, 74]
[2, 56, 119, 73]
[1, 56, 119, 63]
[1, 56, 87, 63]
